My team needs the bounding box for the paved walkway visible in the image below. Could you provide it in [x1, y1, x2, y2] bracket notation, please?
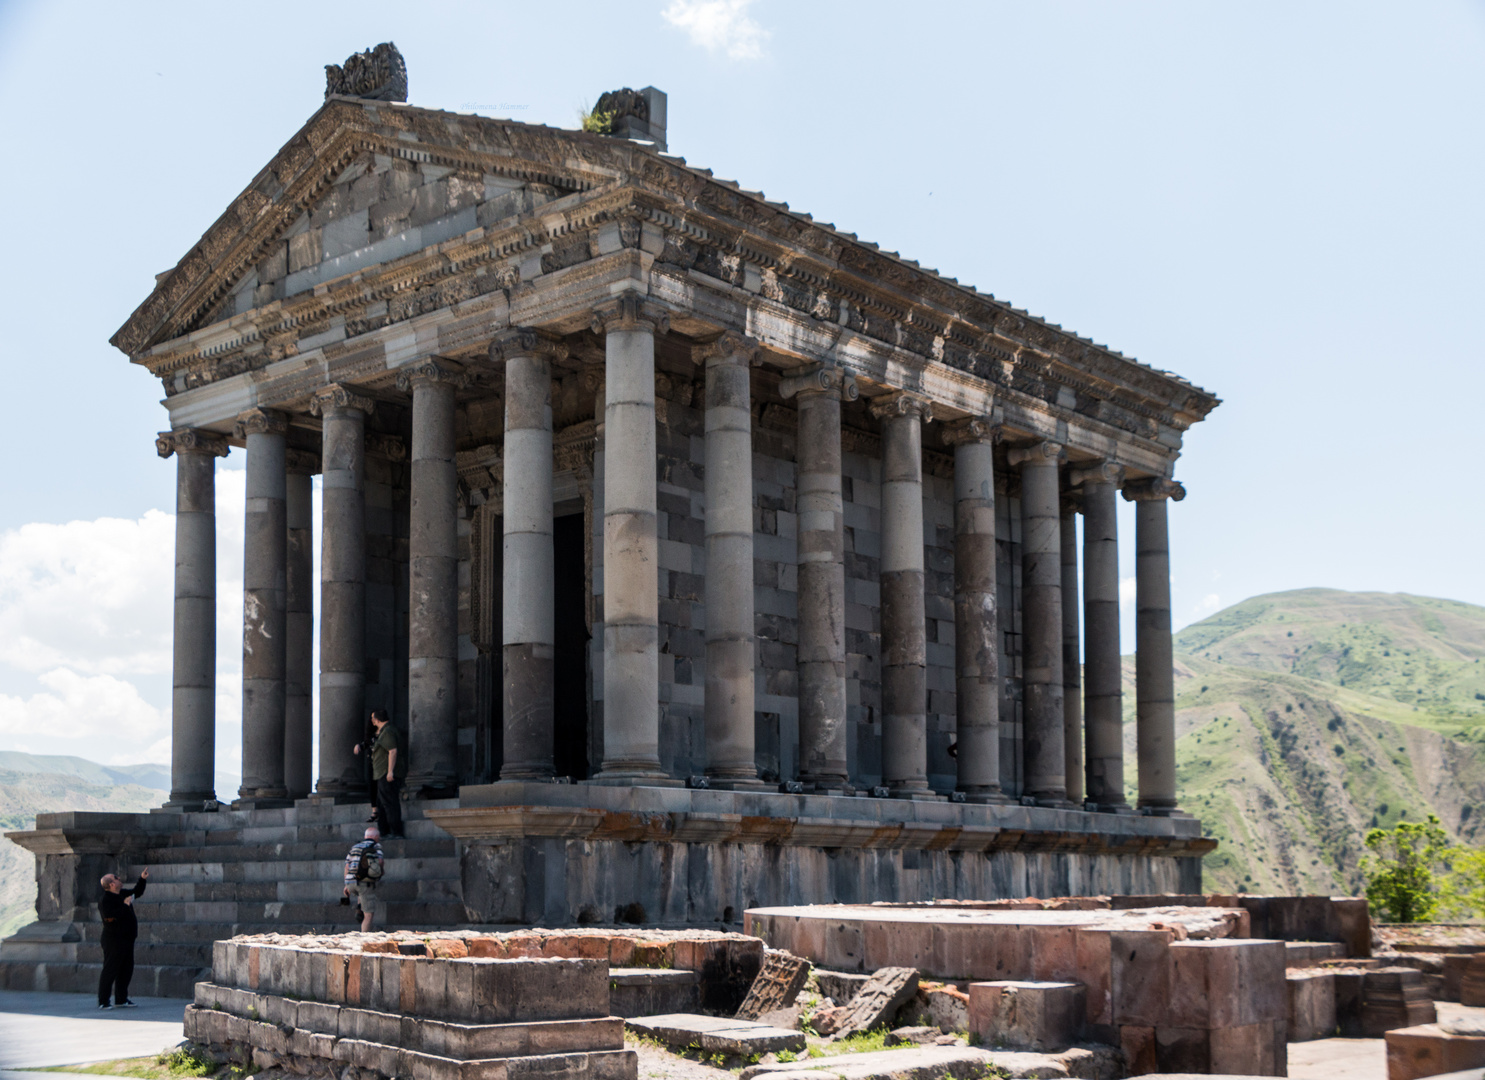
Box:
[0, 990, 184, 1070]
[1288, 1036, 1385, 1080]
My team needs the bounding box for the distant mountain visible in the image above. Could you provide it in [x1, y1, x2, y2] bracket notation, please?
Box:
[1150, 589, 1485, 895]
[0, 753, 173, 939]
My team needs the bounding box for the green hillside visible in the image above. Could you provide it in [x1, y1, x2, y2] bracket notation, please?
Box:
[1149, 589, 1485, 895]
[0, 755, 167, 938]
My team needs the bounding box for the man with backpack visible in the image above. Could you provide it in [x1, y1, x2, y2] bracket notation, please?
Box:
[342, 826, 385, 931]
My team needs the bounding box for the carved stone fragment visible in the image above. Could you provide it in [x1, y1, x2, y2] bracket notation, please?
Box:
[324, 42, 408, 102]
[735, 950, 811, 1021]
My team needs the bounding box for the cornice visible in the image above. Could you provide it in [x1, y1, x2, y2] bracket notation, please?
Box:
[115, 100, 1216, 434]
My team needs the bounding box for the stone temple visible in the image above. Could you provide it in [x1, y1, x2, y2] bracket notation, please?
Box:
[2, 52, 1222, 994]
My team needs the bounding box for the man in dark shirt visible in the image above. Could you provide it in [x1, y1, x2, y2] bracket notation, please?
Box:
[97, 867, 148, 1009]
[369, 709, 405, 838]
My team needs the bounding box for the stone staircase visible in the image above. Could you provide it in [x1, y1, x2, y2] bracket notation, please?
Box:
[0, 799, 466, 998]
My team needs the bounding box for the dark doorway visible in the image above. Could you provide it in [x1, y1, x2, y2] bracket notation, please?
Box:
[553, 512, 591, 779]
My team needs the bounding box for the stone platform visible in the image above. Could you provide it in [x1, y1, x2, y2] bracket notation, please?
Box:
[745, 902, 1288, 1076]
[1, 786, 1210, 998]
[186, 932, 637, 1080]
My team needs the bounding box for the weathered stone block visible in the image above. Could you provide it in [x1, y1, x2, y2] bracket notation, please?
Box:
[1208, 1018, 1281, 1077]
[1286, 969, 1337, 1042]
[1110, 930, 1172, 1027]
[736, 950, 810, 1020]
[966, 980, 1084, 1051]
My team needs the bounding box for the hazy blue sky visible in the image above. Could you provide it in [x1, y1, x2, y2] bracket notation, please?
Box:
[0, 1, 1481, 779]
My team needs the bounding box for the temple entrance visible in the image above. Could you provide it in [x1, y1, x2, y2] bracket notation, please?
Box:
[552, 512, 590, 779]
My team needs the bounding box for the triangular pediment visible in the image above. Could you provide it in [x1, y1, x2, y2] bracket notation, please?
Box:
[111, 99, 635, 357]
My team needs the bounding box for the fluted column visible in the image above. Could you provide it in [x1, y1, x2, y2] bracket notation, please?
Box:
[873, 394, 933, 796]
[1059, 494, 1083, 806]
[157, 428, 229, 810]
[943, 418, 1005, 802]
[1124, 476, 1185, 813]
[698, 333, 762, 786]
[236, 408, 290, 807]
[310, 386, 373, 796]
[1008, 441, 1067, 806]
[492, 330, 566, 780]
[1074, 463, 1127, 810]
[284, 450, 317, 801]
[591, 296, 673, 784]
[397, 359, 465, 794]
[779, 364, 857, 792]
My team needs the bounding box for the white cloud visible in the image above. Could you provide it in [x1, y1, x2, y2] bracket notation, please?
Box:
[0, 468, 249, 785]
[662, 0, 769, 60]
[1197, 593, 1222, 614]
[1119, 575, 1138, 605]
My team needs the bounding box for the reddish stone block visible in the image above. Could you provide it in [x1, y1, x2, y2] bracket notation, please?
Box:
[468, 936, 506, 959]
[1154, 1026, 1210, 1074]
[1120, 1024, 1158, 1076]
[1073, 929, 1113, 1027]
[249, 946, 261, 990]
[400, 957, 417, 1015]
[360, 939, 398, 954]
[1209, 1019, 1280, 1077]
[1028, 924, 1078, 983]
[966, 980, 1085, 1051]
[1386, 1023, 1485, 1080]
[608, 936, 636, 967]
[1110, 930, 1173, 1028]
[632, 941, 674, 968]
[427, 938, 468, 959]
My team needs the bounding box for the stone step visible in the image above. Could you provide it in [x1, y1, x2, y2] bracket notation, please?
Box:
[125, 899, 471, 926]
[137, 835, 457, 863]
[608, 968, 701, 1018]
[127, 876, 462, 904]
[139, 855, 462, 883]
[192, 985, 626, 1059]
[624, 1014, 805, 1055]
[0, 957, 207, 998]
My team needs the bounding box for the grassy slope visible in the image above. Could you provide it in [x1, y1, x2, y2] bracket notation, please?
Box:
[0, 763, 166, 938]
[1140, 589, 1485, 894]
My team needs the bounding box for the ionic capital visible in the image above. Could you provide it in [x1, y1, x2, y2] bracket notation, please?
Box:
[309, 384, 377, 417]
[590, 294, 670, 335]
[156, 428, 229, 459]
[395, 357, 467, 393]
[778, 363, 859, 402]
[1070, 461, 1126, 488]
[488, 328, 569, 365]
[1006, 441, 1065, 468]
[233, 408, 289, 439]
[1122, 476, 1187, 503]
[941, 416, 1001, 448]
[692, 331, 760, 369]
[285, 449, 322, 475]
[868, 392, 934, 423]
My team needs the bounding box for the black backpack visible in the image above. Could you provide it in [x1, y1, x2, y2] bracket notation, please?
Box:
[353, 842, 384, 882]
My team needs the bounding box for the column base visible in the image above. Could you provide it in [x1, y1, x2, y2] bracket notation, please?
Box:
[1138, 804, 1191, 818]
[162, 793, 217, 812]
[233, 795, 293, 810]
[587, 771, 685, 788]
[1035, 798, 1079, 810]
[409, 781, 461, 801]
[798, 776, 851, 795]
[705, 778, 775, 791]
[302, 792, 371, 806]
[1086, 800, 1138, 815]
[891, 790, 948, 802]
[314, 779, 373, 802]
[960, 789, 1015, 805]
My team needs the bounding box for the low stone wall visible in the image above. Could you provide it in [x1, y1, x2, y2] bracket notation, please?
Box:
[746, 902, 1286, 1076]
[185, 932, 686, 1080]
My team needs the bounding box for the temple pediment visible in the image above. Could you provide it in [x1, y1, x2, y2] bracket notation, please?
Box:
[112, 97, 1217, 435]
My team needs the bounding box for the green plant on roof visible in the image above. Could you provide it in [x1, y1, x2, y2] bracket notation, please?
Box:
[580, 104, 614, 134]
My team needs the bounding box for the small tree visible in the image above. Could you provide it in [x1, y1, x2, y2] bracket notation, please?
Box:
[1361, 814, 1452, 923]
[1441, 847, 1485, 921]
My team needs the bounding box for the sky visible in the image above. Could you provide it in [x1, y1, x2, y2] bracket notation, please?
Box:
[0, 0, 1481, 788]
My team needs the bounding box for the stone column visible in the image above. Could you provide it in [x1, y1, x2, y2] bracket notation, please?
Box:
[235, 408, 290, 807]
[310, 386, 373, 796]
[1059, 495, 1083, 806]
[591, 297, 673, 784]
[284, 450, 317, 801]
[1074, 463, 1127, 810]
[397, 359, 466, 794]
[943, 418, 1005, 802]
[1124, 476, 1186, 813]
[779, 364, 857, 792]
[698, 333, 762, 786]
[1008, 441, 1067, 806]
[872, 394, 933, 796]
[156, 428, 229, 810]
[491, 330, 566, 780]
